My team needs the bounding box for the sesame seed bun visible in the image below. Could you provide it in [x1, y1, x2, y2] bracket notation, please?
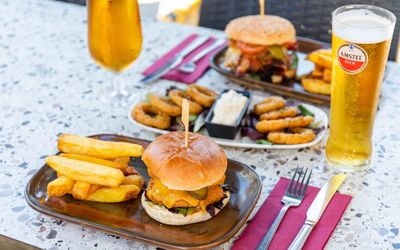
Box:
[141, 132, 227, 191]
[225, 15, 296, 46]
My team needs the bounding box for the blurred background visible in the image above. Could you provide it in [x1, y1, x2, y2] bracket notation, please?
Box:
[57, 0, 399, 61]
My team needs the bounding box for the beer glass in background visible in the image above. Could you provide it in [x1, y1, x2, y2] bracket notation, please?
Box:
[326, 5, 396, 172]
[87, 0, 142, 106]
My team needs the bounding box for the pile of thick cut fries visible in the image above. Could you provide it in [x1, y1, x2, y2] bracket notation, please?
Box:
[46, 134, 145, 203]
[301, 49, 332, 95]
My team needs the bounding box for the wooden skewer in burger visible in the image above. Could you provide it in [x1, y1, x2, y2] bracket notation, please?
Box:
[259, 0, 265, 16]
[141, 99, 230, 225]
[224, 10, 298, 84]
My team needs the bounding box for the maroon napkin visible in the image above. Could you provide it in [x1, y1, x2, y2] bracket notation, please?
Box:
[142, 34, 226, 84]
[232, 177, 352, 250]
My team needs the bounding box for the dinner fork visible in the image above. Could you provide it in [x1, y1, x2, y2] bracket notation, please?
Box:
[256, 167, 312, 250]
[178, 38, 225, 73]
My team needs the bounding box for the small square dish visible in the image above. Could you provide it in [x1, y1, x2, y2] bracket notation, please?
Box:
[25, 134, 262, 250]
[205, 89, 252, 139]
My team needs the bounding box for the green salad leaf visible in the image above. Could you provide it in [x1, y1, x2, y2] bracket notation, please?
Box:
[297, 105, 315, 117]
[176, 208, 188, 215]
[176, 114, 198, 123]
[175, 207, 199, 216]
[189, 114, 198, 122]
[187, 207, 199, 215]
[256, 139, 273, 145]
[291, 51, 299, 69]
[247, 72, 261, 81]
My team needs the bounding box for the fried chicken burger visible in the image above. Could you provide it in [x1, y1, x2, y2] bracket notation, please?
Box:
[224, 15, 298, 83]
[141, 131, 230, 225]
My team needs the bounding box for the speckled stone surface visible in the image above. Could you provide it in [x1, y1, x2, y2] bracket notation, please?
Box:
[1, 0, 400, 249]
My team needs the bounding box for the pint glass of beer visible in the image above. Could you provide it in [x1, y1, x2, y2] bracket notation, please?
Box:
[326, 5, 396, 171]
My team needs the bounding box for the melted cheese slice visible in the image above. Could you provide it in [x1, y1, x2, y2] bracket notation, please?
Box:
[149, 179, 199, 209]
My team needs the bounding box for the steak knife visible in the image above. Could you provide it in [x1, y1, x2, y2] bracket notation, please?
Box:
[288, 173, 347, 250]
[140, 35, 209, 83]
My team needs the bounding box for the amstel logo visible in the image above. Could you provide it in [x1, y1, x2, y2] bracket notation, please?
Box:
[337, 43, 368, 74]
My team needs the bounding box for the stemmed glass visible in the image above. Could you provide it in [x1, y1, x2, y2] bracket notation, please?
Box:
[87, 0, 142, 106]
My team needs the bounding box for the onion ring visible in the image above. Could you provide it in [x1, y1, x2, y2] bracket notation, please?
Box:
[254, 96, 285, 115]
[259, 107, 298, 120]
[267, 128, 316, 144]
[255, 116, 314, 133]
[132, 103, 171, 129]
[186, 85, 217, 107]
[168, 89, 203, 114]
[150, 95, 181, 116]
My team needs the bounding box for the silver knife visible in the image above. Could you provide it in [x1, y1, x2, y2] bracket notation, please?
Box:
[288, 174, 347, 250]
[140, 35, 209, 83]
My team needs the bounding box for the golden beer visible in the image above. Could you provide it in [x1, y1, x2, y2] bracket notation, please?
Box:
[88, 0, 142, 72]
[326, 5, 396, 171]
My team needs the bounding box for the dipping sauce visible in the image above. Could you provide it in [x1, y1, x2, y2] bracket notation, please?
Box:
[211, 90, 248, 125]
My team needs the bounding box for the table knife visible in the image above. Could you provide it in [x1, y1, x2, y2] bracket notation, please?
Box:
[288, 173, 347, 250]
[140, 35, 209, 83]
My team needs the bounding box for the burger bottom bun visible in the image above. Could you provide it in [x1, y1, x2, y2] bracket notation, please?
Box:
[141, 191, 230, 226]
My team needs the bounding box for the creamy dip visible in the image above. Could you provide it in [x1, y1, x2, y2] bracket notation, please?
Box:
[211, 90, 248, 125]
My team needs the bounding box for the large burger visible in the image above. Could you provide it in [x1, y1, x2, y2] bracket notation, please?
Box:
[141, 132, 230, 225]
[224, 15, 298, 84]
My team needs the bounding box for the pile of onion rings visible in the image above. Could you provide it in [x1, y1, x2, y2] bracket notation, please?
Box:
[251, 96, 317, 145]
[132, 84, 217, 130]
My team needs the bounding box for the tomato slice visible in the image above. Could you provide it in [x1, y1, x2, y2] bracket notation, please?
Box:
[235, 42, 268, 55]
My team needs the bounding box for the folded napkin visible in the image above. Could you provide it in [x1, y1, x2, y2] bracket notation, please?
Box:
[142, 34, 226, 84]
[232, 177, 352, 250]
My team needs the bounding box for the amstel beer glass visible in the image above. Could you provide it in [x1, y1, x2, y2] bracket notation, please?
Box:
[326, 5, 396, 171]
[87, 0, 142, 105]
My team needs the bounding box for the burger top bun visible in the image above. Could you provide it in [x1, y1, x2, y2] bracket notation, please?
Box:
[225, 15, 296, 46]
[142, 132, 227, 191]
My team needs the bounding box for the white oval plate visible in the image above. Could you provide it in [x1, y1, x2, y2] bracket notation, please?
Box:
[128, 94, 328, 149]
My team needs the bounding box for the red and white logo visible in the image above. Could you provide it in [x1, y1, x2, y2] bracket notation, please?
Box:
[337, 43, 368, 74]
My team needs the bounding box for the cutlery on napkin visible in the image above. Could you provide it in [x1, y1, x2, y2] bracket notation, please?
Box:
[232, 177, 352, 250]
[140, 35, 209, 83]
[178, 38, 226, 73]
[288, 173, 346, 250]
[142, 34, 227, 84]
[256, 167, 312, 250]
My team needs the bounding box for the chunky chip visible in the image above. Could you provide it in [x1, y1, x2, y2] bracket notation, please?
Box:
[58, 134, 144, 159]
[71, 181, 91, 200]
[47, 176, 75, 197]
[60, 153, 128, 169]
[46, 156, 124, 187]
[85, 185, 141, 203]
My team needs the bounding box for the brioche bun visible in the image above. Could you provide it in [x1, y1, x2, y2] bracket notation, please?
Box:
[142, 132, 227, 191]
[225, 15, 296, 46]
[141, 191, 230, 226]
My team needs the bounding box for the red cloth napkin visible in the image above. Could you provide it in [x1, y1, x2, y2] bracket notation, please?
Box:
[142, 34, 226, 84]
[233, 177, 352, 250]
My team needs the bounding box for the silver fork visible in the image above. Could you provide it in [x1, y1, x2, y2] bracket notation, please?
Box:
[256, 167, 312, 250]
[178, 38, 225, 73]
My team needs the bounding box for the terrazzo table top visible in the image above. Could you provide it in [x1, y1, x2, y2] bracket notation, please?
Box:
[1, 0, 400, 249]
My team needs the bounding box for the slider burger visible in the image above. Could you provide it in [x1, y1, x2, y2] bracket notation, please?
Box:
[224, 15, 298, 84]
[141, 131, 230, 225]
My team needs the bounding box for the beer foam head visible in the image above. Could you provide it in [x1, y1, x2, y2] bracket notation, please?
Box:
[333, 7, 396, 44]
